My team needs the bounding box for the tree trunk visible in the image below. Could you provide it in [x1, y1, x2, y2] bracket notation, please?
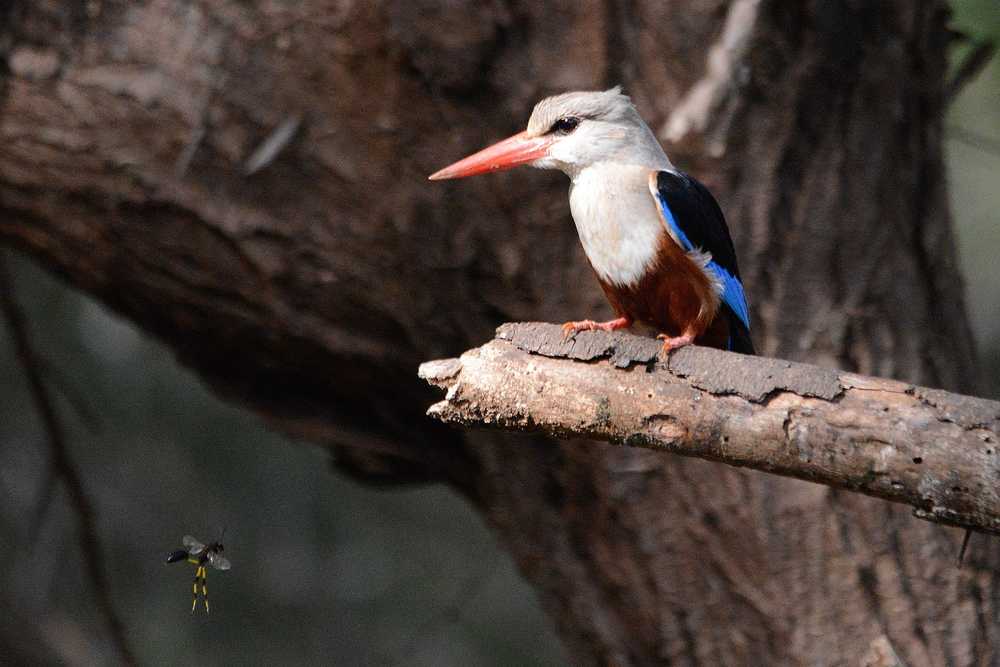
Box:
[0, 1, 991, 664]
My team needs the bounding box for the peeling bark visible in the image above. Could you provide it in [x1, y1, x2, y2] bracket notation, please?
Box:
[422, 323, 1000, 535]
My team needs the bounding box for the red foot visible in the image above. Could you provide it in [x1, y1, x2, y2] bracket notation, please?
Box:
[562, 317, 631, 340]
[657, 332, 694, 356]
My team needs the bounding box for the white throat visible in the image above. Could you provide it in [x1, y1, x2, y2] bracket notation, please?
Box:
[568, 163, 664, 287]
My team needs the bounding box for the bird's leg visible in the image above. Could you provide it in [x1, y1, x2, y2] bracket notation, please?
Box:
[657, 331, 695, 355]
[562, 316, 631, 339]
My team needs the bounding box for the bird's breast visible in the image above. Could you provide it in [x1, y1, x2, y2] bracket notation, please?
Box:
[595, 235, 721, 337]
[568, 165, 663, 287]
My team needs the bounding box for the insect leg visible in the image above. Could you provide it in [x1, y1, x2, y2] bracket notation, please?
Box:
[191, 566, 201, 613]
[202, 569, 210, 614]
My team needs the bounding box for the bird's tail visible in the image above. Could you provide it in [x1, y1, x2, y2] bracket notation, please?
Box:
[728, 310, 755, 355]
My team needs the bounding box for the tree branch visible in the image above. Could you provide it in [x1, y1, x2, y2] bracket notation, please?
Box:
[0, 254, 137, 667]
[420, 323, 1000, 536]
[945, 38, 995, 106]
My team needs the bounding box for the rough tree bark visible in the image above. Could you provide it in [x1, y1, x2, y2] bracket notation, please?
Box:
[0, 1, 993, 665]
[422, 323, 1000, 535]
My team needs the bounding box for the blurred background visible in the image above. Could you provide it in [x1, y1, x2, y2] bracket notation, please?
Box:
[0, 1, 996, 665]
[948, 0, 1000, 397]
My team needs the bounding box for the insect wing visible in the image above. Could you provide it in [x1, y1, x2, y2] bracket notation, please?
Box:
[208, 550, 231, 571]
[182, 535, 206, 555]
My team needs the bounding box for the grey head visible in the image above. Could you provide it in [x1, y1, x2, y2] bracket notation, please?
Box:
[525, 86, 672, 177]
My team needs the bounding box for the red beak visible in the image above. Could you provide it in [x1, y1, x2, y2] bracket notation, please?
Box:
[428, 131, 553, 180]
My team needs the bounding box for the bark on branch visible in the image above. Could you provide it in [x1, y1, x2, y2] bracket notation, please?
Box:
[421, 323, 1000, 536]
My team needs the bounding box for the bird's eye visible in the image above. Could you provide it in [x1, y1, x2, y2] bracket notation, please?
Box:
[551, 117, 580, 134]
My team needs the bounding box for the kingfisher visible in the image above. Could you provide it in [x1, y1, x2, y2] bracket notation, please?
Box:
[429, 87, 753, 355]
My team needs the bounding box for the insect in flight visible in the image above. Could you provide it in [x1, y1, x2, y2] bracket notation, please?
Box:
[166, 534, 231, 614]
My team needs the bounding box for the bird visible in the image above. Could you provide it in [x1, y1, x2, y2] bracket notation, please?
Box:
[429, 87, 753, 355]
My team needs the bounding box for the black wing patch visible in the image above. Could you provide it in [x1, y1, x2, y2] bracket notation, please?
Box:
[653, 170, 754, 354]
[655, 170, 741, 278]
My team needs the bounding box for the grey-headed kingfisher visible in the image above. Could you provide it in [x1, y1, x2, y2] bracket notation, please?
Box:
[430, 87, 753, 355]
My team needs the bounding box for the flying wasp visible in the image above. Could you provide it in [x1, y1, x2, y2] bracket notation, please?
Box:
[166, 534, 231, 613]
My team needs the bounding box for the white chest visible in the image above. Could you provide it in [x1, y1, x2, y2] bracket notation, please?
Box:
[568, 165, 663, 287]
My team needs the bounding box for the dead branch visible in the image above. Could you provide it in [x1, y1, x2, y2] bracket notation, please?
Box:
[945, 39, 995, 105]
[0, 254, 137, 667]
[420, 323, 1000, 536]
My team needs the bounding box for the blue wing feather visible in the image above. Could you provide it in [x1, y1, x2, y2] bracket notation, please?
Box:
[714, 265, 750, 331]
[655, 193, 696, 252]
[651, 170, 753, 341]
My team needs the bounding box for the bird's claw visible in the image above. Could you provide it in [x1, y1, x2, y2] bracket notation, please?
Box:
[561, 317, 631, 341]
[561, 321, 583, 341]
[656, 333, 694, 359]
